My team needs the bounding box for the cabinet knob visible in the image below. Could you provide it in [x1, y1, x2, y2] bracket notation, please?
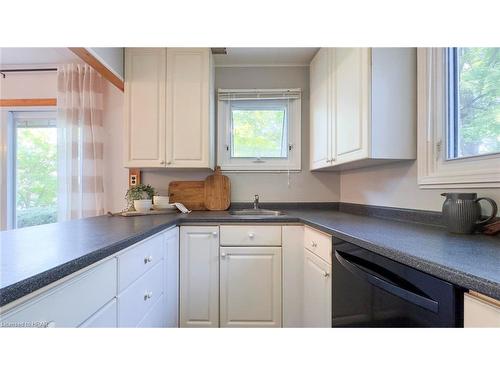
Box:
[160, 160, 166, 165]
[248, 232, 255, 238]
[166, 160, 172, 165]
[323, 271, 330, 278]
[212, 231, 218, 237]
[144, 291, 153, 300]
[221, 253, 226, 258]
[311, 241, 317, 248]
[144, 255, 153, 264]
[46, 321, 56, 328]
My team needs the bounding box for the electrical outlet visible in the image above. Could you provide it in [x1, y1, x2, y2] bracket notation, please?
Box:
[130, 174, 137, 186]
[129, 169, 141, 187]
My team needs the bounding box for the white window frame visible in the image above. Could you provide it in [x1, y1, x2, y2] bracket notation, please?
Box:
[217, 89, 302, 171]
[417, 48, 500, 189]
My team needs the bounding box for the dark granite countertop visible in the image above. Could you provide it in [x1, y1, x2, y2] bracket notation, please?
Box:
[1, 208, 499, 307]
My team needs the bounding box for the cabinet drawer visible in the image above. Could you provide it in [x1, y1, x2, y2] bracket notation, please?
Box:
[79, 298, 117, 328]
[137, 296, 166, 328]
[304, 226, 332, 264]
[118, 233, 164, 292]
[220, 225, 281, 246]
[1, 259, 117, 328]
[118, 260, 164, 327]
[464, 292, 500, 328]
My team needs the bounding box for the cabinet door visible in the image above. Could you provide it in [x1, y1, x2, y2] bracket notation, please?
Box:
[220, 247, 281, 328]
[166, 48, 213, 168]
[124, 48, 166, 167]
[303, 248, 331, 327]
[179, 226, 219, 327]
[164, 227, 179, 327]
[334, 48, 371, 164]
[464, 293, 500, 328]
[310, 48, 333, 170]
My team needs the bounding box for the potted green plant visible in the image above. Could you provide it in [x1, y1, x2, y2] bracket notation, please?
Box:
[125, 184, 156, 212]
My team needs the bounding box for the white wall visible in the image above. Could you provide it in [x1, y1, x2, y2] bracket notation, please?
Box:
[88, 48, 124, 79]
[102, 80, 128, 212]
[0, 71, 57, 99]
[340, 161, 500, 214]
[139, 66, 341, 204]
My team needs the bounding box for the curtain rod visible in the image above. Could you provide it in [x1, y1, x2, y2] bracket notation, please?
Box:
[0, 68, 57, 78]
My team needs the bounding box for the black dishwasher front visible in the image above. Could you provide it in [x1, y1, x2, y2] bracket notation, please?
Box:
[332, 239, 463, 327]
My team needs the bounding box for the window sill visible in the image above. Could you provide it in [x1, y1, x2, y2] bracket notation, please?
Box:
[418, 168, 500, 189]
[220, 166, 302, 173]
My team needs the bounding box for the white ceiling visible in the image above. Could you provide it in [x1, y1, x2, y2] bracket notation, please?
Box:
[0, 48, 80, 67]
[213, 48, 319, 67]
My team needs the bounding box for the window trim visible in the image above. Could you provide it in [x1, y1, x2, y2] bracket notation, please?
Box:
[417, 48, 500, 189]
[217, 89, 302, 171]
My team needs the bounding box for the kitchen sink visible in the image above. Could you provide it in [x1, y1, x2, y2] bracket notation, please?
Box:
[229, 208, 285, 216]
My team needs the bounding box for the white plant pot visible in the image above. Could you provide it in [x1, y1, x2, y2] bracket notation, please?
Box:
[134, 199, 152, 213]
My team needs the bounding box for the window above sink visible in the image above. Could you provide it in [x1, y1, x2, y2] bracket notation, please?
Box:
[217, 88, 302, 171]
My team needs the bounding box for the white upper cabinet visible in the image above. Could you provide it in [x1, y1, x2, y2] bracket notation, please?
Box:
[166, 48, 214, 168]
[124, 48, 166, 168]
[310, 48, 416, 171]
[309, 48, 333, 169]
[124, 48, 214, 169]
[334, 48, 370, 164]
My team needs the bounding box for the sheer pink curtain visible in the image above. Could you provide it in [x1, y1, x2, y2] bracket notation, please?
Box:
[57, 64, 104, 220]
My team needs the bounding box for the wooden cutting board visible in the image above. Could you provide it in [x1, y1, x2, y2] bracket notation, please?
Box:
[168, 180, 206, 210]
[204, 166, 231, 211]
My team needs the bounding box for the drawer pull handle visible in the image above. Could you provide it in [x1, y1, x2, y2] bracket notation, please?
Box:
[248, 233, 255, 238]
[311, 241, 318, 248]
[144, 255, 153, 264]
[323, 271, 330, 278]
[144, 291, 153, 300]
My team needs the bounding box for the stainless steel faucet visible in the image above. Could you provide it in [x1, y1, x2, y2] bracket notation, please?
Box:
[253, 194, 260, 210]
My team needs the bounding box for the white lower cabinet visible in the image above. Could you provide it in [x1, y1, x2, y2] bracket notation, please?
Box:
[165, 227, 180, 327]
[0, 258, 117, 328]
[79, 298, 117, 328]
[220, 246, 282, 328]
[464, 292, 500, 328]
[303, 248, 332, 328]
[118, 261, 164, 327]
[116, 227, 178, 328]
[282, 226, 304, 327]
[0, 227, 179, 329]
[137, 295, 168, 328]
[179, 226, 220, 327]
